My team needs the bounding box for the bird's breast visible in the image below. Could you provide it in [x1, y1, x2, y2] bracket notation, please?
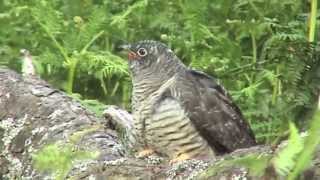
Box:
[131, 80, 164, 145]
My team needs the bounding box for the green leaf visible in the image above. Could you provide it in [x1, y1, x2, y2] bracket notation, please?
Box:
[288, 110, 320, 180]
[273, 122, 303, 176]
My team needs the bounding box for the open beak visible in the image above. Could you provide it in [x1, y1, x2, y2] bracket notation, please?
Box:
[118, 44, 138, 60]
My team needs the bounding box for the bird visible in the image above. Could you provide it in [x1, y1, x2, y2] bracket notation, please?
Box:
[20, 49, 36, 77]
[120, 40, 256, 163]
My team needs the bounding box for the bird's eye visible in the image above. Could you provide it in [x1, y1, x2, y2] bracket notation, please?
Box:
[137, 48, 147, 57]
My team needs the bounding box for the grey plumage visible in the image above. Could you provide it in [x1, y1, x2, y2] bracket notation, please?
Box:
[123, 40, 256, 160]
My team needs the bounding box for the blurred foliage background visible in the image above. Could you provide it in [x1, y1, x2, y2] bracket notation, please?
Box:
[0, 0, 319, 145]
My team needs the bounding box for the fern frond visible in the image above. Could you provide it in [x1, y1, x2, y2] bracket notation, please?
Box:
[79, 51, 129, 78]
[31, 1, 64, 36]
[288, 111, 320, 179]
[273, 122, 304, 176]
[110, 0, 147, 27]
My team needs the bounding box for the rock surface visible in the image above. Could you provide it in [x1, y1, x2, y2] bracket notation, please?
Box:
[0, 68, 319, 180]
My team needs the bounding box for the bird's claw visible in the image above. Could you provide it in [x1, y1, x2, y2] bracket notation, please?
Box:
[169, 153, 191, 165]
[135, 148, 155, 158]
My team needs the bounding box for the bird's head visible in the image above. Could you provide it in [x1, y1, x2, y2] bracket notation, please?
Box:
[120, 40, 184, 76]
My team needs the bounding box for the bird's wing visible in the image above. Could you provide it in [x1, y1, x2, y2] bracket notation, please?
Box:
[170, 70, 256, 154]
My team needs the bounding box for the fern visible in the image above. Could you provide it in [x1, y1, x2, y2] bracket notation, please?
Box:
[288, 111, 320, 179]
[272, 122, 304, 176]
[110, 0, 148, 28]
[31, 1, 64, 37]
[1, 0, 319, 144]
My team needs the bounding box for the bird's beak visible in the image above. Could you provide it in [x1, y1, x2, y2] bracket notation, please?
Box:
[118, 44, 131, 51]
[118, 44, 138, 60]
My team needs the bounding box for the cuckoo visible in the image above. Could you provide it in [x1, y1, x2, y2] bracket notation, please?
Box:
[120, 40, 256, 163]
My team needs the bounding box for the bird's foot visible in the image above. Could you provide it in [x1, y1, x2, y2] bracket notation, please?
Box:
[169, 153, 191, 165]
[135, 148, 155, 158]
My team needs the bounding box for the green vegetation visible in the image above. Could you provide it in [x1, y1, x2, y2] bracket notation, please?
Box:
[33, 143, 98, 180]
[288, 110, 320, 179]
[200, 111, 320, 179]
[273, 122, 304, 177]
[32, 126, 100, 180]
[199, 153, 271, 178]
[1, 0, 319, 178]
